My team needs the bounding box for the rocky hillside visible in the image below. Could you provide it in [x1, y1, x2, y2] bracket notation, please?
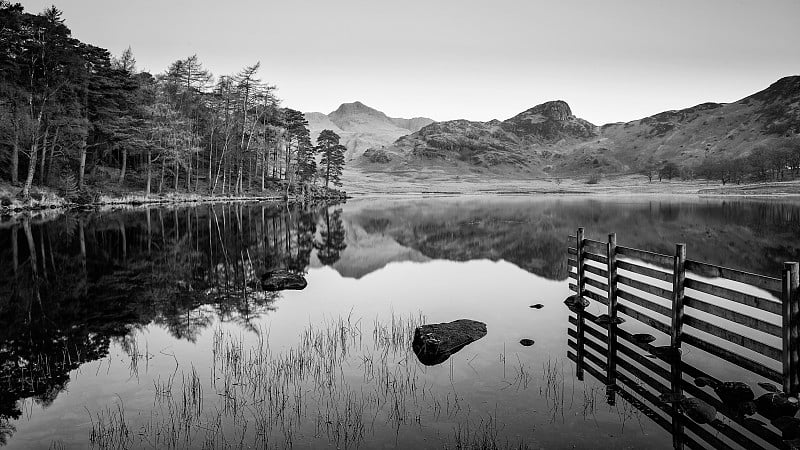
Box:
[305, 102, 434, 161]
[357, 76, 800, 176]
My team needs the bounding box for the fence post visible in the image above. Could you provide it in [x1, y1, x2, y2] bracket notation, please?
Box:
[576, 227, 585, 380]
[783, 262, 799, 394]
[606, 233, 618, 404]
[791, 262, 799, 395]
[670, 244, 686, 349]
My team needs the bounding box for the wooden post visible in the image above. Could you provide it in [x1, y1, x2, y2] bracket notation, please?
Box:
[606, 233, 618, 402]
[782, 263, 793, 394]
[671, 244, 686, 348]
[670, 353, 685, 450]
[576, 227, 585, 380]
[791, 262, 799, 395]
[783, 262, 800, 394]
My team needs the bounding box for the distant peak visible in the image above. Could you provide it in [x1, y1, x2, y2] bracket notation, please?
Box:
[528, 100, 573, 120]
[331, 101, 384, 116]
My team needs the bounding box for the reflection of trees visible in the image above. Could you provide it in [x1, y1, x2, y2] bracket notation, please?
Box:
[315, 208, 347, 266]
[0, 201, 336, 443]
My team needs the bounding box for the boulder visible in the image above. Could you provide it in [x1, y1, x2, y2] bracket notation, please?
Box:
[261, 270, 308, 291]
[564, 295, 589, 310]
[681, 397, 717, 424]
[412, 319, 487, 366]
[715, 381, 754, 406]
[756, 392, 800, 420]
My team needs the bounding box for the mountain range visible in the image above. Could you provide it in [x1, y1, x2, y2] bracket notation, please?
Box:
[305, 102, 434, 161]
[353, 76, 800, 176]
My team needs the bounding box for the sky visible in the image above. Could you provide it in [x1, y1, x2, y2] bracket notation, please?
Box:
[15, 0, 800, 124]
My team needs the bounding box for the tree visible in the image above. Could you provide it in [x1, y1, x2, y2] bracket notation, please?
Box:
[316, 129, 346, 188]
[314, 208, 347, 265]
[659, 162, 679, 181]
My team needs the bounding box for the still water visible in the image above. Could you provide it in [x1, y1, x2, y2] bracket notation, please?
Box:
[1, 195, 799, 449]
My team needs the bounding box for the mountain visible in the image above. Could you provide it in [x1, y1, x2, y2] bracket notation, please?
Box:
[356, 76, 800, 175]
[305, 102, 434, 161]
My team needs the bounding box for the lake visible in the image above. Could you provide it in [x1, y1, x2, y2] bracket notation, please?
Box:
[1, 195, 800, 449]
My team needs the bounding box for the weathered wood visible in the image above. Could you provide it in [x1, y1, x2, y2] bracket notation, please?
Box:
[584, 251, 608, 265]
[567, 258, 577, 268]
[607, 233, 618, 390]
[568, 283, 609, 305]
[616, 261, 672, 284]
[784, 265, 792, 393]
[583, 238, 607, 253]
[684, 278, 781, 315]
[616, 303, 671, 334]
[684, 295, 781, 337]
[574, 315, 784, 449]
[617, 246, 673, 268]
[683, 333, 782, 382]
[683, 315, 782, 361]
[576, 228, 586, 379]
[671, 244, 686, 348]
[617, 274, 672, 300]
[617, 287, 672, 317]
[685, 259, 782, 294]
[583, 263, 608, 279]
[790, 262, 800, 395]
[568, 246, 577, 256]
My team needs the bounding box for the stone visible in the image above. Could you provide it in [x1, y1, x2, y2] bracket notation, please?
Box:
[756, 392, 800, 420]
[529, 304, 544, 309]
[714, 381, 755, 406]
[412, 319, 487, 366]
[563, 295, 589, 310]
[632, 334, 657, 345]
[595, 314, 625, 325]
[260, 270, 307, 291]
[758, 382, 780, 393]
[519, 339, 535, 346]
[694, 376, 717, 388]
[647, 346, 681, 362]
[680, 397, 717, 424]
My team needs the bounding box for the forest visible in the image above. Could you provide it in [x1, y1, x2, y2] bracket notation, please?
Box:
[0, 2, 346, 205]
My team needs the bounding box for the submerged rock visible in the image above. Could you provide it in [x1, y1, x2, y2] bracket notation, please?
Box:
[261, 270, 308, 291]
[519, 339, 535, 346]
[715, 381, 755, 406]
[595, 314, 625, 325]
[756, 392, 800, 420]
[632, 334, 657, 345]
[564, 295, 589, 310]
[681, 397, 718, 424]
[412, 319, 487, 366]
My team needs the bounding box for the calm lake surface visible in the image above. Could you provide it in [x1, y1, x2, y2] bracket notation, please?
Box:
[1, 195, 800, 449]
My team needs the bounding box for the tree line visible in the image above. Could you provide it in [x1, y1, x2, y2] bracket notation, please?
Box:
[0, 3, 346, 201]
[639, 139, 800, 185]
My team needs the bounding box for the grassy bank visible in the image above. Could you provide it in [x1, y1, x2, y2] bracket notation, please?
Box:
[0, 181, 347, 216]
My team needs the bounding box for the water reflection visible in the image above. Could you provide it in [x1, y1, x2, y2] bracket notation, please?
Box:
[0, 196, 799, 447]
[0, 202, 343, 444]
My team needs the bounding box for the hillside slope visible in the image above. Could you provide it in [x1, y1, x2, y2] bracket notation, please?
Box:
[305, 102, 433, 161]
[356, 76, 800, 176]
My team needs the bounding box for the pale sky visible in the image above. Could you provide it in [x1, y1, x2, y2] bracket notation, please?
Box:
[17, 0, 800, 124]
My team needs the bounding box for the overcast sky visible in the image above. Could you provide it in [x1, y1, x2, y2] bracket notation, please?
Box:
[17, 0, 800, 124]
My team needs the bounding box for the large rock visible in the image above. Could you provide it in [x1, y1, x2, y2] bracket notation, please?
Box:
[756, 392, 800, 420]
[261, 270, 307, 292]
[412, 319, 487, 366]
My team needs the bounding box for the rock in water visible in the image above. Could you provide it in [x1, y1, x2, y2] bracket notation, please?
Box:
[758, 382, 780, 393]
[529, 304, 544, 309]
[714, 381, 754, 406]
[563, 295, 589, 310]
[756, 392, 800, 420]
[261, 270, 308, 291]
[647, 346, 681, 362]
[519, 339, 535, 346]
[632, 334, 657, 344]
[681, 397, 717, 424]
[412, 319, 487, 366]
[595, 314, 625, 325]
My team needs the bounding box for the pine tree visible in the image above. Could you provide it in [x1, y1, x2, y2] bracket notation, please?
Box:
[315, 129, 345, 188]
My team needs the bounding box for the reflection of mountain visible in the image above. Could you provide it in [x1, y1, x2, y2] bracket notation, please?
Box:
[332, 197, 800, 282]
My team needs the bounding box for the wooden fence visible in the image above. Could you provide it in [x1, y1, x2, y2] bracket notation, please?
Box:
[567, 227, 800, 394]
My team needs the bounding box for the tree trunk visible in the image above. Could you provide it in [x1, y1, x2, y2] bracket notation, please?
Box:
[21, 140, 38, 200]
[38, 127, 49, 186]
[77, 139, 87, 189]
[146, 148, 152, 196]
[11, 123, 19, 184]
[119, 147, 127, 185]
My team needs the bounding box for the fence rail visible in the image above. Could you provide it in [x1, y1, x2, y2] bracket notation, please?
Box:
[567, 227, 800, 394]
